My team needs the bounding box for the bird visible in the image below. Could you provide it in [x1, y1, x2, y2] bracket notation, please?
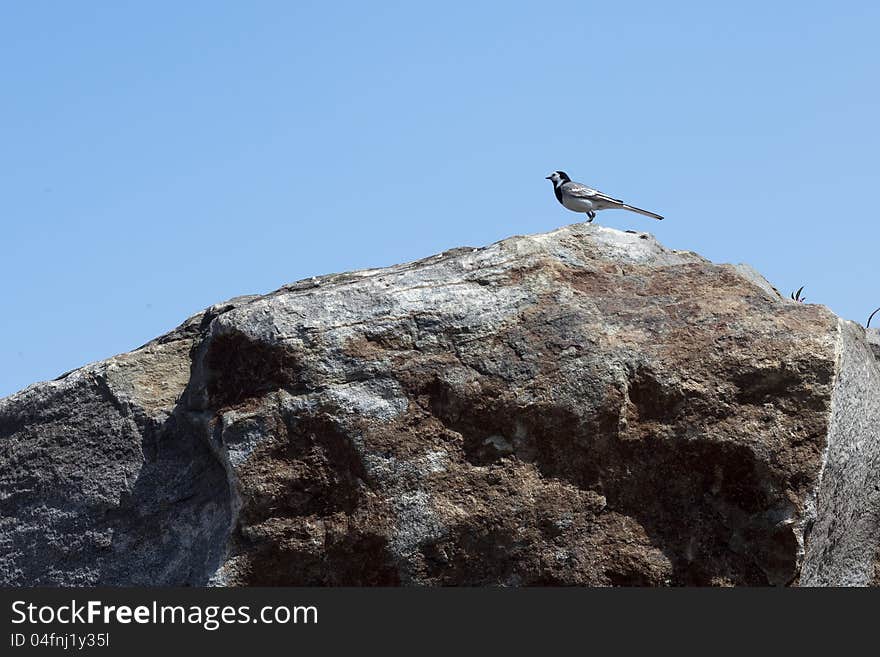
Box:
[545, 171, 663, 222]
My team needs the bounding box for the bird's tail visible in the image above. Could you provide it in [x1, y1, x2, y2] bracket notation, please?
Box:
[621, 204, 663, 220]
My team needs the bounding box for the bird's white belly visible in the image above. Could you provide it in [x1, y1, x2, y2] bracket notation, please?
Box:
[562, 196, 595, 213]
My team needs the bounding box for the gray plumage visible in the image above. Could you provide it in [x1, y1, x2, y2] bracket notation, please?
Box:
[546, 171, 663, 222]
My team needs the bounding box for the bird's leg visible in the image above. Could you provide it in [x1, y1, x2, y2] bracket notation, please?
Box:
[587, 211, 596, 223]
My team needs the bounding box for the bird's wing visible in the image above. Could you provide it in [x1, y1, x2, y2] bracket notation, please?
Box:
[564, 181, 663, 220]
[563, 182, 625, 205]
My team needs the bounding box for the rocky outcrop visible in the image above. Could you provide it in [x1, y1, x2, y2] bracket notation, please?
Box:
[1, 224, 879, 586]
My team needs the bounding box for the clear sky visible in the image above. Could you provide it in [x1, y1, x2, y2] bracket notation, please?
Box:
[2, 2, 878, 397]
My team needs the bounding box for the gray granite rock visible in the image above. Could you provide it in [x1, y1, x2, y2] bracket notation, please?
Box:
[800, 321, 880, 585]
[1, 223, 878, 586]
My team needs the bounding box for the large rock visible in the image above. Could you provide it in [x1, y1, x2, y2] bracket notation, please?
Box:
[1, 224, 879, 586]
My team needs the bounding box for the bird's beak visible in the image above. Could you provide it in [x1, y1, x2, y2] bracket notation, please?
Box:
[545, 175, 552, 180]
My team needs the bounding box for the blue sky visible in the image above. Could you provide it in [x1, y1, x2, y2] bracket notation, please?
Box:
[2, 2, 878, 397]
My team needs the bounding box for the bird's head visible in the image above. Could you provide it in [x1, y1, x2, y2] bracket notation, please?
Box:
[545, 171, 570, 185]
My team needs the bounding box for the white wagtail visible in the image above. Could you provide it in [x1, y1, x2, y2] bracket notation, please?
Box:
[545, 171, 663, 222]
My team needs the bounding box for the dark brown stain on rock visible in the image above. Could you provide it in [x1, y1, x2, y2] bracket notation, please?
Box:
[204, 331, 306, 408]
[227, 411, 401, 585]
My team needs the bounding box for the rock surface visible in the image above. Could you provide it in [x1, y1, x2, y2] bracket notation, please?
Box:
[868, 328, 880, 361]
[1, 223, 879, 586]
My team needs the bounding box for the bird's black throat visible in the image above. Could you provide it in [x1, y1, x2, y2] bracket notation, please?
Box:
[553, 182, 564, 205]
